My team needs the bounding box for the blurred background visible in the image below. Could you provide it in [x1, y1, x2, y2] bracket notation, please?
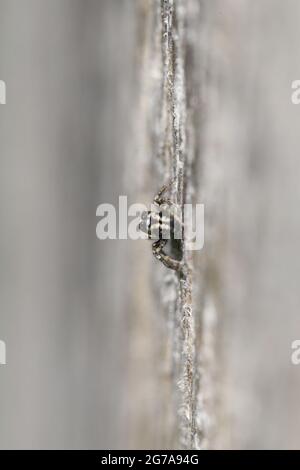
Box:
[0, 0, 300, 449]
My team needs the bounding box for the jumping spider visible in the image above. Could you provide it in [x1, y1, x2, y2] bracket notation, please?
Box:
[139, 179, 184, 272]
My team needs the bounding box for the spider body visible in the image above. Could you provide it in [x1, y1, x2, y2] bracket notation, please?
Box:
[139, 205, 182, 240]
[139, 180, 184, 271]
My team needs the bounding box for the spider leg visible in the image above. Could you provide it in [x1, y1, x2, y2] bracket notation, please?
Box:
[154, 197, 173, 207]
[154, 177, 176, 206]
[152, 240, 183, 272]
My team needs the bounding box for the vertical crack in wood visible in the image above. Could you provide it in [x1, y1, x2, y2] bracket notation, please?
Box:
[160, 0, 196, 449]
[133, 0, 211, 449]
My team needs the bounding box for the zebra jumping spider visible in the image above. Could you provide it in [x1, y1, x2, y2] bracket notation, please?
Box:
[139, 179, 184, 271]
